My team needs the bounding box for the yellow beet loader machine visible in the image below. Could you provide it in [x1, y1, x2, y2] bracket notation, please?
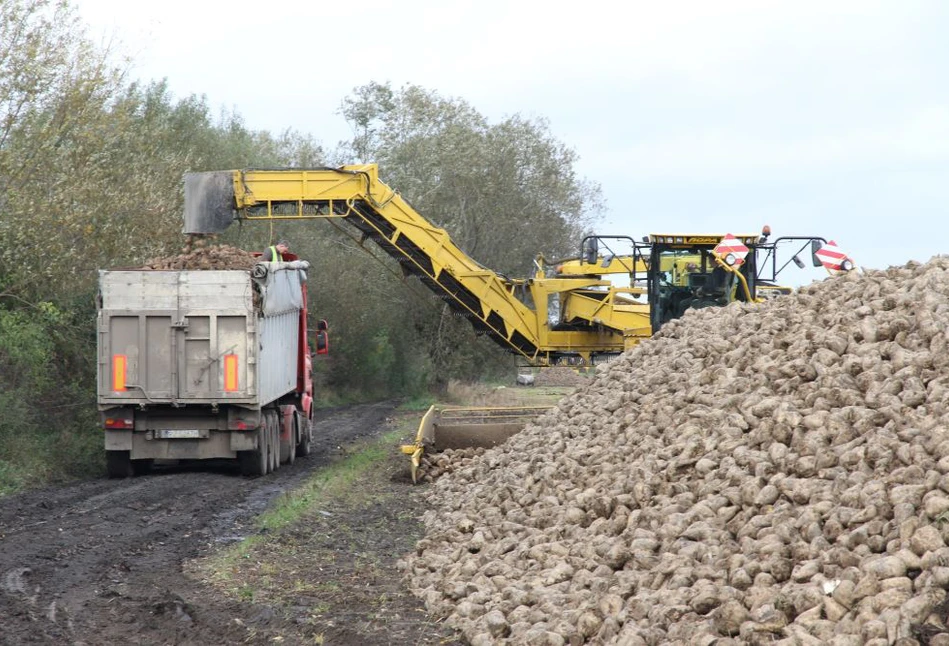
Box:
[184, 165, 652, 367]
[576, 229, 854, 335]
[182, 165, 855, 477]
[183, 165, 851, 362]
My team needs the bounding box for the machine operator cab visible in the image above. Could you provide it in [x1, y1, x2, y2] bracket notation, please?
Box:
[579, 228, 842, 335]
[646, 236, 762, 333]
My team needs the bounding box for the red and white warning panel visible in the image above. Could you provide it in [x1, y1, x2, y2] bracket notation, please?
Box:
[815, 240, 853, 272]
[713, 234, 749, 266]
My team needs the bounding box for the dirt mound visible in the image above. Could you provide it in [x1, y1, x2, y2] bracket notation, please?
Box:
[405, 258, 949, 644]
[534, 368, 591, 387]
[141, 240, 258, 270]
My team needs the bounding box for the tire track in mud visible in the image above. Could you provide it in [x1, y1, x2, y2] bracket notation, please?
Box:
[0, 401, 398, 646]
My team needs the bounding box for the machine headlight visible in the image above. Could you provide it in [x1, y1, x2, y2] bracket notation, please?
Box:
[841, 259, 854, 272]
[724, 253, 737, 266]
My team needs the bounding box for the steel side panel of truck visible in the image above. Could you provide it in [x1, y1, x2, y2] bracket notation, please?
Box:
[97, 267, 305, 462]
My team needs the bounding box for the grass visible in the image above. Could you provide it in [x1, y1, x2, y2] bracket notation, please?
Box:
[398, 395, 437, 411]
[192, 427, 409, 597]
[442, 378, 576, 407]
[256, 429, 403, 533]
[0, 426, 103, 496]
[311, 390, 371, 408]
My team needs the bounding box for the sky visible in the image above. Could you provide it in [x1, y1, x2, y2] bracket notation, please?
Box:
[74, 0, 948, 285]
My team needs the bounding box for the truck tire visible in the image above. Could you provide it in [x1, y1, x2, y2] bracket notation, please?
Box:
[239, 426, 268, 477]
[265, 419, 274, 474]
[106, 450, 134, 478]
[268, 413, 279, 473]
[286, 415, 296, 465]
[296, 412, 312, 457]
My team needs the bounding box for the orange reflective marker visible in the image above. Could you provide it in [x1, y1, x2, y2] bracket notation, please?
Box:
[224, 354, 239, 392]
[113, 354, 127, 392]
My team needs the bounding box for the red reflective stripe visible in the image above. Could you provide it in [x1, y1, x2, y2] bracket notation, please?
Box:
[224, 354, 239, 392]
[713, 234, 749, 265]
[816, 241, 849, 270]
[113, 355, 127, 392]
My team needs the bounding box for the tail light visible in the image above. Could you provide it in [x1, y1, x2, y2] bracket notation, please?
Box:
[104, 416, 133, 429]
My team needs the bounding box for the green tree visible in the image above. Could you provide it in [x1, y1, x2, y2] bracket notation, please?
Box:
[0, 0, 327, 492]
[333, 81, 604, 386]
[0, 1, 602, 489]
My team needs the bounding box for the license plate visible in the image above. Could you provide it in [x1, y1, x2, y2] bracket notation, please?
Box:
[157, 429, 202, 439]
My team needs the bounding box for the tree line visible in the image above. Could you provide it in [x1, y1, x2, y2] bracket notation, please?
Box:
[0, 0, 603, 491]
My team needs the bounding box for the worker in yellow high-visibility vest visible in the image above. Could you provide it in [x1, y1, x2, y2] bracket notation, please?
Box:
[263, 240, 290, 261]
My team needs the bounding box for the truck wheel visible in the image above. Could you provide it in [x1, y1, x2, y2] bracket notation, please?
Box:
[286, 415, 296, 465]
[239, 426, 268, 476]
[265, 421, 274, 474]
[296, 413, 312, 457]
[106, 450, 134, 478]
[268, 414, 279, 473]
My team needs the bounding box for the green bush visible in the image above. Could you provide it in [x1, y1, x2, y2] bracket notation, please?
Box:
[0, 300, 103, 494]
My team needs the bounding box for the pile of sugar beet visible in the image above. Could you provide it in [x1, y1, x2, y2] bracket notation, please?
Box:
[403, 258, 949, 646]
[140, 239, 258, 271]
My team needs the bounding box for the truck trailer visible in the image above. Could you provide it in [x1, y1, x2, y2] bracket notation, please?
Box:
[96, 260, 325, 477]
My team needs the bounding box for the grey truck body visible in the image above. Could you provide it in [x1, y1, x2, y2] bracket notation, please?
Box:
[97, 263, 309, 463]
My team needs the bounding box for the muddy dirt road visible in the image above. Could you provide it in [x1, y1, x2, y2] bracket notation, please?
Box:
[0, 401, 435, 646]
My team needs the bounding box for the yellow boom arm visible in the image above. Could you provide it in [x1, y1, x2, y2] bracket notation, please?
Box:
[184, 165, 650, 365]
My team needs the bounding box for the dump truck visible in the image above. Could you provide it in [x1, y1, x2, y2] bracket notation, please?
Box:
[96, 260, 327, 478]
